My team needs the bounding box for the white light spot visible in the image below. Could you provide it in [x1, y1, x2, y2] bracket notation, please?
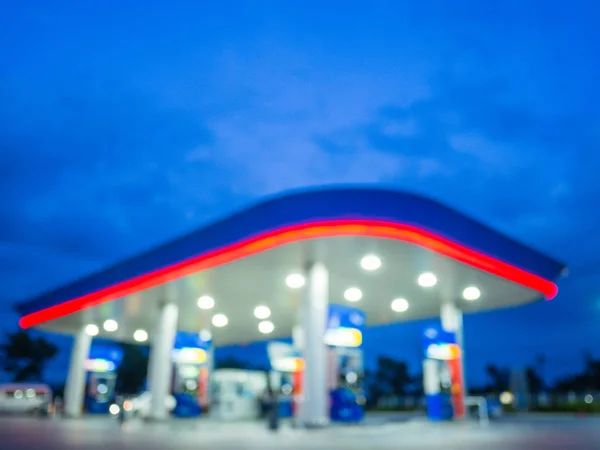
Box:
[199, 329, 212, 342]
[391, 298, 409, 312]
[344, 287, 363, 302]
[254, 305, 271, 320]
[212, 314, 228, 328]
[197, 295, 215, 310]
[360, 254, 381, 271]
[133, 329, 148, 342]
[345, 371, 358, 384]
[463, 286, 481, 301]
[286, 274, 306, 289]
[109, 404, 120, 415]
[258, 320, 275, 334]
[85, 324, 99, 336]
[418, 272, 437, 287]
[103, 320, 118, 332]
[585, 394, 594, 404]
[500, 391, 514, 405]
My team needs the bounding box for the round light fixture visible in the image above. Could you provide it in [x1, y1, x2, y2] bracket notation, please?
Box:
[85, 324, 99, 337]
[199, 329, 212, 342]
[360, 254, 381, 271]
[499, 391, 514, 405]
[212, 313, 228, 328]
[254, 305, 271, 320]
[286, 273, 306, 289]
[258, 320, 275, 334]
[103, 319, 118, 332]
[462, 286, 481, 301]
[391, 298, 409, 312]
[197, 295, 215, 310]
[417, 272, 437, 288]
[133, 329, 148, 342]
[344, 287, 363, 302]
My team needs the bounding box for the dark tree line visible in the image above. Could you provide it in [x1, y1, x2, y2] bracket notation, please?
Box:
[0, 331, 149, 395]
[0, 331, 58, 381]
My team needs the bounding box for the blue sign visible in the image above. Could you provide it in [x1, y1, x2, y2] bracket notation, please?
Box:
[327, 304, 366, 332]
[173, 331, 212, 351]
[422, 325, 455, 355]
[89, 342, 124, 365]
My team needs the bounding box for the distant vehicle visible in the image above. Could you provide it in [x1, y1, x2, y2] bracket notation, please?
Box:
[0, 383, 52, 416]
[126, 391, 176, 419]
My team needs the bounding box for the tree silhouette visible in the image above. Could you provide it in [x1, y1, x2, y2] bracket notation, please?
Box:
[526, 367, 544, 394]
[0, 331, 58, 382]
[367, 356, 414, 406]
[485, 364, 509, 393]
[115, 343, 149, 394]
[554, 352, 600, 392]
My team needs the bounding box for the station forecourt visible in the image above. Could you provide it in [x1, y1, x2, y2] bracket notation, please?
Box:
[14, 187, 565, 425]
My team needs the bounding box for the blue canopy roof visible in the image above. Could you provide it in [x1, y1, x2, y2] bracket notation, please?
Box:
[16, 187, 565, 325]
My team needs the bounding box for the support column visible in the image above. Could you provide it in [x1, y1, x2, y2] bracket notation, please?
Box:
[441, 302, 467, 417]
[148, 301, 179, 421]
[64, 326, 92, 418]
[298, 261, 329, 428]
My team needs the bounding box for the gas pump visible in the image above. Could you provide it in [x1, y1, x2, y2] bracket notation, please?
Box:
[267, 341, 302, 418]
[422, 326, 463, 421]
[171, 331, 211, 418]
[326, 305, 366, 423]
[267, 305, 366, 423]
[84, 343, 123, 414]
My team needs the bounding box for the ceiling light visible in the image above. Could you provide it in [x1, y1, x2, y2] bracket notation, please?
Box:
[197, 295, 215, 310]
[360, 254, 381, 271]
[212, 314, 228, 328]
[344, 287, 363, 302]
[103, 319, 118, 332]
[133, 329, 148, 342]
[258, 321, 275, 334]
[199, 329, 212, 342]
[85, 324, 99, 337]
[254, 305, 271, 320]
[417, 272, 437, 288]
[463, 286, 481, 301]
[286, 273, 305, 289]
[391, 298, 409, 312]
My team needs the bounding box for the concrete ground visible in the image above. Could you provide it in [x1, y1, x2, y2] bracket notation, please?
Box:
[1, 414, 600, 449]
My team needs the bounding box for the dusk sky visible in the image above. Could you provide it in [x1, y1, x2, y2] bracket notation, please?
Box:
[1, 1, 599, 386]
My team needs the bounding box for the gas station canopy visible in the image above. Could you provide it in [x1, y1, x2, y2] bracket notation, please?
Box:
[15, 187, 565, 346]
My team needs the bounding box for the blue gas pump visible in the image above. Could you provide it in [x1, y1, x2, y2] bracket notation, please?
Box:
[422, 326, 458, 421]
[84, 343, 123, 414]
[171, 331, 211, 418]
[327, 305, 366, 423]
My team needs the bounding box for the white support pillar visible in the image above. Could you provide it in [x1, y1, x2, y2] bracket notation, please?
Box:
[148, 301, 179, 421]
[298, 261, 330, 428]
[441, 301, 468, 401]
[64, 326, 92, 418]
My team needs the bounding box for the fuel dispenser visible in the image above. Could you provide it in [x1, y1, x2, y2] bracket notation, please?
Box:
[325, 305, 366, 423]
[84, 343, 123, 414]
[171, 331, 211, 418]
[267, 304, 366, 423]
[422, 325, 464, 421]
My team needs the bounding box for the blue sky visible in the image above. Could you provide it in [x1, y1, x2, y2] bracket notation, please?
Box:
[1, 1, 599, 386]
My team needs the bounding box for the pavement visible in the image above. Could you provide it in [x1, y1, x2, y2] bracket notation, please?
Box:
[1, 413, 600, 449]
